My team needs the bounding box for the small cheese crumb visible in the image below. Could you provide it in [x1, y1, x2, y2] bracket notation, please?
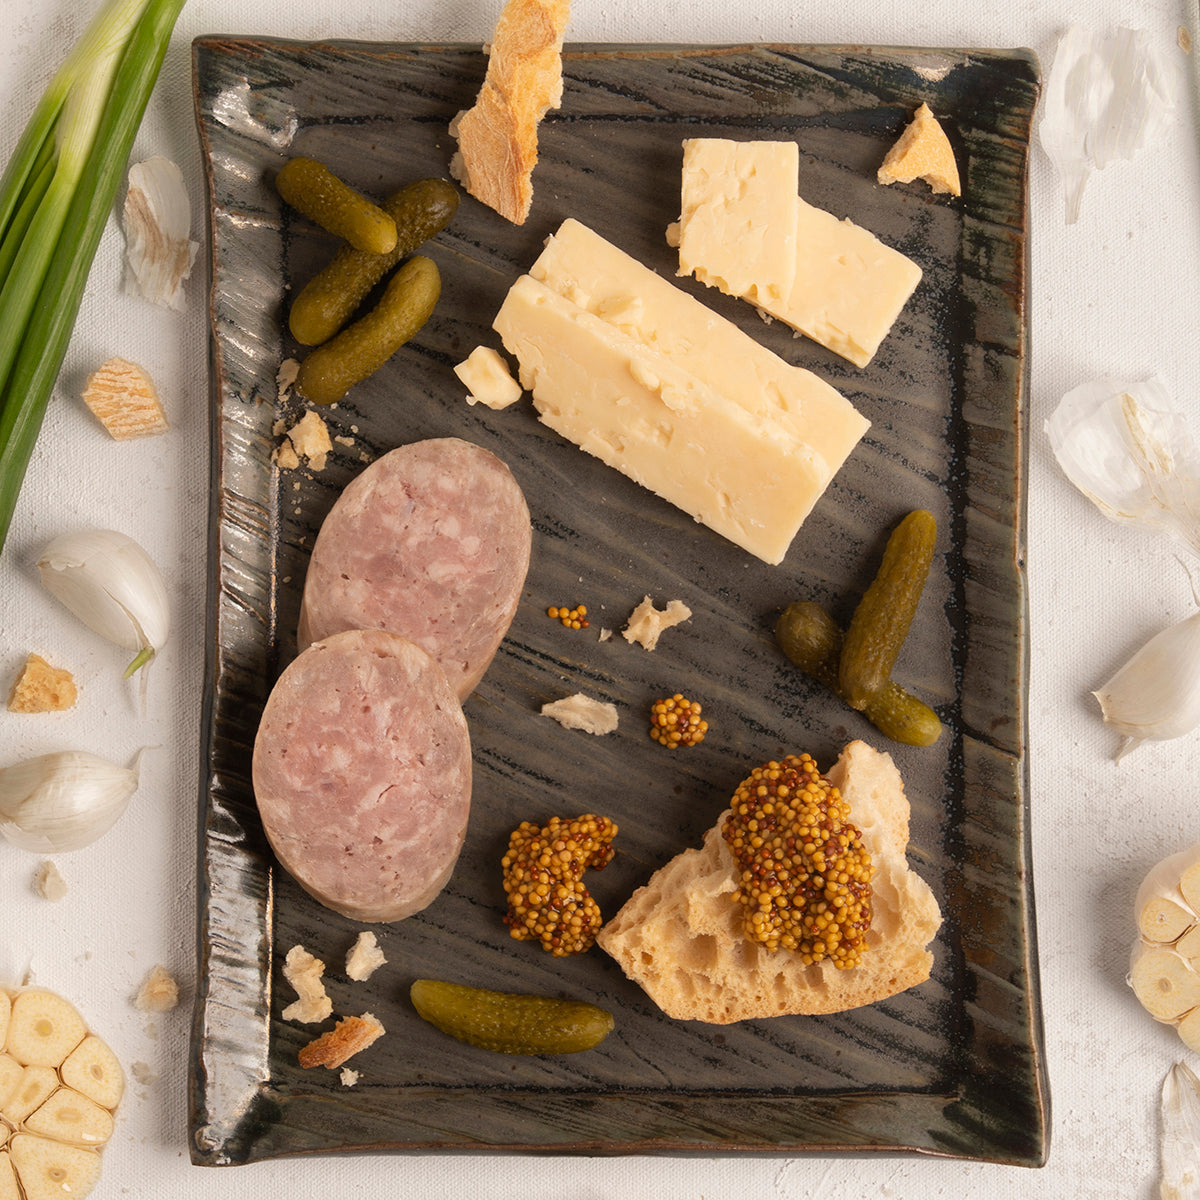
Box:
[622, 596, 692, 651]
[345, 931, 387, 982]
[32, 860, 67, 902]
[298, 1013, 385, 1070]
[281, 945, 332, 1023]
[340, 1067, 360, 1087]
[454, 346, 523, 409]
[273, 409, 333, 472]
[81, 357, 169, 440]
[7, 654, 77, 713]
[877, 102, 961, 196]
[541, 693, 619, 735]
[134, 964, 179, 1013]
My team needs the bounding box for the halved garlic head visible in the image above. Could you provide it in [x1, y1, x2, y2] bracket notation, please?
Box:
[1130, 844, 1200, 1050]
[0, 988, 121, 1200]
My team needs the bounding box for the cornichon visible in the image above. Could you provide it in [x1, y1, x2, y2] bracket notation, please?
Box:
[289, 177, 460, 346]
[838, 509, 937, 712]
[409, 979, 615, 1055]
[295, 255, 441, 405]
[275, 156, 397, 255]
[776, 600, 942, 747]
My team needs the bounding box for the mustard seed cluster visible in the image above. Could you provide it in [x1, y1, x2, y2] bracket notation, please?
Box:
[546, 604, 589, 630]
[501, 814, 617, 956]
[649, 693, 708, 748]
[723, 754, 874, 967]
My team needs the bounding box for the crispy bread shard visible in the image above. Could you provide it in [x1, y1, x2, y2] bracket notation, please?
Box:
[596, 740, 942, 1024]
[449, 0, 572, 224]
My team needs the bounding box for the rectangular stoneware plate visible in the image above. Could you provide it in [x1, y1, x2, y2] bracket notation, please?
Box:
[188, 37, 1046, 1166]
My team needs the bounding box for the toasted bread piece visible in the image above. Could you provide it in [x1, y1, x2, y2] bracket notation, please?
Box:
[297, 1013, 385, 1069]
[596, 740, 941, 1023]
[877, 103, 961, 196]
[449, 0, 571, 224]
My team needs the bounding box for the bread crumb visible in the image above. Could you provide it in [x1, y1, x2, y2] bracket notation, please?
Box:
[32, 860, 67, 902]
[542, 693, 619, 735]
[81, 356, 169, 439]
[7, 654, 77, 713]
[622, 596, 692, 651]
[277, 358, 301, 401]
[877, 102, 961, 196]
[134, 964, 179, 1012]
[454, 346, 523, 409]
[598, 628, 612, 642]
[340, 1067, 359, 1087]
[298, 1013, 384, 1069]
[334, 434, 355, 447]
[273, 409, 332, 472]
[281, 945, 332, 1023]
[344, 931, 386, 982]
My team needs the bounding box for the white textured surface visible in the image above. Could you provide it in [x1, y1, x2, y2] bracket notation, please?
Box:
[1, 0, 1199, 1197]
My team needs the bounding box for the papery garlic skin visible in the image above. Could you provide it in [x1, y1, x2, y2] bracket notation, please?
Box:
[1093, 610, 1200, 760]
[1161, 1061, 1200, 1200]
[122, 156, 198, 312]
[1038, 24, 1176, 224]
[1046, 378, 1200, 557]
[38, 529, 169, 675]
[0, 752, 140, 853]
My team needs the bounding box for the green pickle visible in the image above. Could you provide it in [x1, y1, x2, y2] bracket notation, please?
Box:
[289, 178, 460, 345]
[296, 255, 441, 405]
[838, 509, 937, 712]
[275, 156, 397, 255]
[410, 979, 615, 1055]
[776, 600, 942, 747]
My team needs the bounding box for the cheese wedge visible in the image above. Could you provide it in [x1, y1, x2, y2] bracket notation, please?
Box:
[528, 218, 868, 473]
[677, 138, 799, 308]
[878, 102, 961, 196]
[493, 274, 833, 564]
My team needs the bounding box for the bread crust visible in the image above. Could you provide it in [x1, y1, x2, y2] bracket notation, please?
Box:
[596, 740, 941, 1023]
[450, 0, 572, 224]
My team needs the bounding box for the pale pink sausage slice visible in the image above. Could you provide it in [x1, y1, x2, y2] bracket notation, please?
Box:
[252, 629, 472, 923]
[297, 437, 531, 699]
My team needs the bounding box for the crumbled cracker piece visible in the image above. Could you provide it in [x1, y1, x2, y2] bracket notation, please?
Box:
[281, 945, 332, 1023]
[32, 860, 67, 902]
[345, 931, 386, 982]
[877, 102, 961, 196]
[81, 356, 169, 439]
[277, 357, 301, 401]
[541, 693, 619, 735]
[298, 1013, 384, 1069]
[273, 409, 333, 472]
[134, 964, 179, 1012]
[7, 654, 77, 713]
[622, 596, 692, 651]
[340, 1067, 360, 1087]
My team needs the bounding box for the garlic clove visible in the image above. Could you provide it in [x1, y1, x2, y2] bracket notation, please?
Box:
[0, 752, 141, 854]
[1161, 1061, 1200, 1199]
[37, 529, 169, 676]
[1093, 610, 1200, 759]
[122, 156, 198, 312]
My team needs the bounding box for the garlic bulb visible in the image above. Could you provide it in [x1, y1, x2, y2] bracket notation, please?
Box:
[1038, 24, 1175, 224]
[1094, 608, 1200, 761]
[38, 529, 169, 677]
[1162, 1061, 1200, 1200]
[0, 752, 141, 853]
[1046, 378, 1200, 557]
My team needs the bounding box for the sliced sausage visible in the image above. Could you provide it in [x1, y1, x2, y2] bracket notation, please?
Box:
[252, 629, 472, 923]
[297, 437, 531, 700]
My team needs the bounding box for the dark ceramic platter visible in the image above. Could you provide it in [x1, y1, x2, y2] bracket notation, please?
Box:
[188, 37, 1045, 1167]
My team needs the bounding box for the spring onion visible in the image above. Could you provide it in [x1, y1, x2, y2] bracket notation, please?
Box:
[0, 0, 186, 557]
